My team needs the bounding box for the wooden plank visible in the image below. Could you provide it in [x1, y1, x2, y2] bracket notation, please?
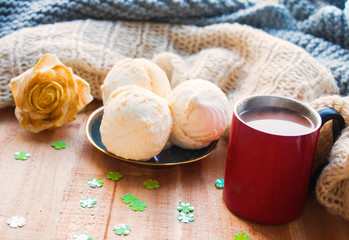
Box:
[0, 101, 348, 239]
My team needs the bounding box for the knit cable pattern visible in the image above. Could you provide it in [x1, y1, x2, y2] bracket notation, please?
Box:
[0, 20, 337, 108]
[1, 0, 348, 95]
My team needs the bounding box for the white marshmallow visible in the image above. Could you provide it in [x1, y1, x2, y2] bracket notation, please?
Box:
[169, 79, 231, 149]
[101, 58, 171, 104]
[100, 85, 172, 160]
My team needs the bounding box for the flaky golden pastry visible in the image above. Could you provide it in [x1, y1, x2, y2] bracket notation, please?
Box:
[9, 53, 93, 132]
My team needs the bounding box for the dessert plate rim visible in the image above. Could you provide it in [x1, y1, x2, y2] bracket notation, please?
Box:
[85, 106, 218, 166]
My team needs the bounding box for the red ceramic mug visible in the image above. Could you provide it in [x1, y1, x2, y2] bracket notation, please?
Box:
[223, 95, 345, 224]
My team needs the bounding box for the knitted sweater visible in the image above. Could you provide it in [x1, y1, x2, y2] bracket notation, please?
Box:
[0, 0, 348, 94]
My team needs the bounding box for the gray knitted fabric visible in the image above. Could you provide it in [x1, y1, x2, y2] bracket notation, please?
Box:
[0, 0, 348, 96]
[268, 29, 349, 95]
[0, 0, 347, 47]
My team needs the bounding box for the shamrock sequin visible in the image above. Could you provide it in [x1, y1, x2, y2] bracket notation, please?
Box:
[106, 171, 123, 181]
[215, 179, 224, 189]
[51, 141, 67, 150]
[121, 193, 138, 204]
[234, 232, 252, 240]
[143, 179, 159, 189]
[87, 178, 104, 188]
[14, 151, 30, 160]
[113, 223, 131, 236]
[80, 197, 97, 208]
[73, 232, 92, 240]
[7, 216, 26, 228]
[130, 200, 146, 211]
[177, 212, 195, 223]
[177, 202, 194, 213]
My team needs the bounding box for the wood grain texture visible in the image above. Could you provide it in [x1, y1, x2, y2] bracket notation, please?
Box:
[0, 100, 349, 240]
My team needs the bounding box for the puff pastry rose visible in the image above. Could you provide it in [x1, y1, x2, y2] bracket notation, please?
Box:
[9, 53, 93, 133]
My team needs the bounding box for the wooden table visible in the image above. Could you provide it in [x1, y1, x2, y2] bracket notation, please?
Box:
[1, 100, 349, 240]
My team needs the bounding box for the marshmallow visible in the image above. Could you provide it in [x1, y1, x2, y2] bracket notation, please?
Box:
[169, 79, 231, 149]
[100, 85, 172, 160]
[101, 58, 171, 104]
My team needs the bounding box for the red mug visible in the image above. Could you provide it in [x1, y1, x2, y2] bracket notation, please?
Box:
[223, 95, 345, 224]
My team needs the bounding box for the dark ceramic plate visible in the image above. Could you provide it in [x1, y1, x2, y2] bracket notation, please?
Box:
[85, 107, 218, 166]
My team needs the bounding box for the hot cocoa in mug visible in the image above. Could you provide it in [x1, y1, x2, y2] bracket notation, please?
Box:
[223, 95, 344, 224]
[239, 106, 315, 136]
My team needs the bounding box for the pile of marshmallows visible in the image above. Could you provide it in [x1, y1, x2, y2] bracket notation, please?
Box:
[100, 58, 231, 161]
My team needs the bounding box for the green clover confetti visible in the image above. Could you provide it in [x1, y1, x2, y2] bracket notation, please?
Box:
[121, 193, 138, 204]
[177, 202, 194, 213]
[215, 179, 224, 189]
[143, 179, 159, 189]
[87, 178, 104, 188]
[106, 171, 123, 181]
[73, 232, 92, 240]
[14, 151, 30, 160]
[113, 223, 131, 236]
[130, 200, 147, 211]
[177, 212, 195, 223]
[80, 197, 97, 208]
[7, 216, 26, 228]
[51, 141, 67, 150]
[234, 232, 252, 240]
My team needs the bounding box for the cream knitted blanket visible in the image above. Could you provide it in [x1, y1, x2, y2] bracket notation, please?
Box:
[0, 19, 348, 220]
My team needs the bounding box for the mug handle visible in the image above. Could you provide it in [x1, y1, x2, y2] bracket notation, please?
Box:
[317, 106, 345, 142]
[309, 106, 345, 191]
